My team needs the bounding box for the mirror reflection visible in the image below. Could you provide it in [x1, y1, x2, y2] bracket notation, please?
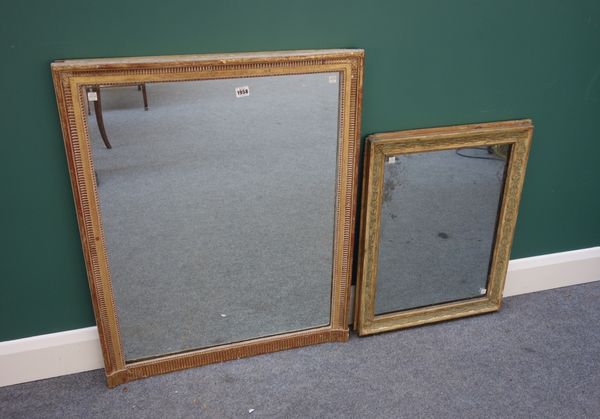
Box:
[374, 146, 509, 315]
[85, 74, 341, 361]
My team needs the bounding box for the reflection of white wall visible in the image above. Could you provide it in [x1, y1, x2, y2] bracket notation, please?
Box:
[375, 149, 507, 314]
[86, 74, 340, 360]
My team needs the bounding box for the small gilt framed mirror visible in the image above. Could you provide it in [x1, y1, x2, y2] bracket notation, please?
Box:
[354, 120, 533, 335]
[51, 49, 363, 386]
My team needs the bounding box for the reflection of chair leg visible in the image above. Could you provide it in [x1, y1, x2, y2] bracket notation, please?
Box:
[86, 89, 92, 115]
[92, 87, 112, 149]
[84, 87, 92, 115]
[140, 83, 148, 110]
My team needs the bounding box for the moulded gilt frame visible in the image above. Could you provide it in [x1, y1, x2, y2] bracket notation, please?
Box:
[354, 120, 533, 336]
[51, 49, 364, 387]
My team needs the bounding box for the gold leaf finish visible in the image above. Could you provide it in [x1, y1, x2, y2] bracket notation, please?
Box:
[51, 50, 364, 387]
[354, 120, 533, 336]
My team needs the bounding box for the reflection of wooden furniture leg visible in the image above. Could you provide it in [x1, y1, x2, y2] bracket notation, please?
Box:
[85, 88, 91, 115]
[140, 83, 149, 110]
[90, 84, 148, 149]
[92, 86, 112, 149]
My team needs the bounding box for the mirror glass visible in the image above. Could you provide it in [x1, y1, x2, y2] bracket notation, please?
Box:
[374, 146, 509, 315]
[85, 73, 340, 361]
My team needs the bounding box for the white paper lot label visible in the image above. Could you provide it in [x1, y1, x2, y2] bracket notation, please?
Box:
[235, 86, 250, 98]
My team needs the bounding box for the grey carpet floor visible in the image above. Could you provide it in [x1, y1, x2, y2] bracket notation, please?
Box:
[2, 282, 599, 418]
[86, 75, 340, 361]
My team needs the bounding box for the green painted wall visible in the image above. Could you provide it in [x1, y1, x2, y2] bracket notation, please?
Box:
[1, 1, 599, 341]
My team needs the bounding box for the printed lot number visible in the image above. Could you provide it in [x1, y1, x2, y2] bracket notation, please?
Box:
[235, 86, 250, 97]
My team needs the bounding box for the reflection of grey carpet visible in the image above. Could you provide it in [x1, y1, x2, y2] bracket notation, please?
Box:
[87, 74, 340, 360]
[375, 149, 507, 315]
[3, 283, 599, 418]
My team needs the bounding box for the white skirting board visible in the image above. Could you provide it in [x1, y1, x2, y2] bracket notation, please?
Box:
[503, 247, 600, 296]
[0, 327, 104, 387]
[1, 246, 599, 388]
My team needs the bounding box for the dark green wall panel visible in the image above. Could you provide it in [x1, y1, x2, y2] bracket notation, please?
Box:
[1, 1, 599, 340]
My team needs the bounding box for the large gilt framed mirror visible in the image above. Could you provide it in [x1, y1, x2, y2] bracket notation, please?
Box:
[51, 50, 363, 386]
[355, 120, 532, 335]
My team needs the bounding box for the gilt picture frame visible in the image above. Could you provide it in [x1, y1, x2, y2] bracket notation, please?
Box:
[51, 49, 364, 387]
[354, 120, 533, 336]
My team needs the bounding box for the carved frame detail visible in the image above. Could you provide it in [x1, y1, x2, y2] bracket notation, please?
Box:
[51, 49, 364, 387]
[354, 120, 533, 336]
